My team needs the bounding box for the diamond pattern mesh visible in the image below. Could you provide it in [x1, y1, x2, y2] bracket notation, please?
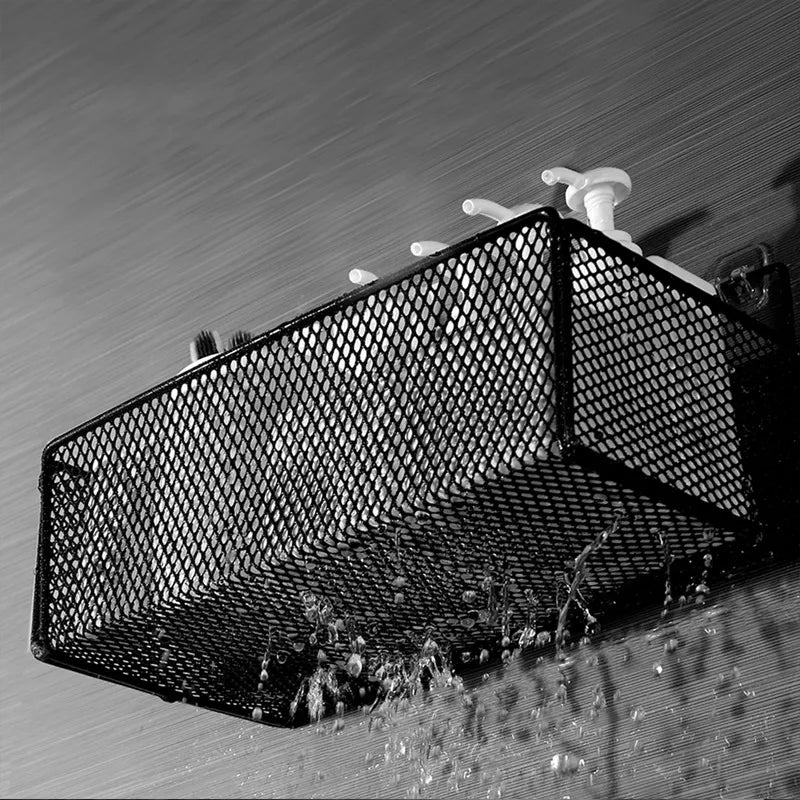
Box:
[32, 208, 797, 727]
[569, 231, 750, 516]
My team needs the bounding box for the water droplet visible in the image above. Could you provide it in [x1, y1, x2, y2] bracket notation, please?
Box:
[346, 652, 363, 678]
[460, 617, 475, 629]
[550, 753, 583, 775]
[394, 592, 405, 605]
[462, 589, 477, 604]
[260, 669, 269, 682]
[392, 575, 407, 588]
[664, 638, 679, 653]
[631, 705, 646, 723]
[652, 662, 663, 676]
[480, 648, 490, 664]
[293, 641, 305, 652]
[251, 706, 263, 722]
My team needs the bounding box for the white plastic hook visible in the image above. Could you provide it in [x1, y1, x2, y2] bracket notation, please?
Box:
[540, 168, 589, 194]
[348, 268, 379, 286]
[462, 198, 515, 224]
[410, 241, 449, 258]
[461, 199, 544, 225]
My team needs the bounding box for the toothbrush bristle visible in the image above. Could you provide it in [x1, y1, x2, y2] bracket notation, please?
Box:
[227, 331, 253, 351]
[192, 330, 221, 360]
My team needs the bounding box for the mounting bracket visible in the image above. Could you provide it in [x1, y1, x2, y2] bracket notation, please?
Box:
[713, 243, 795, 340]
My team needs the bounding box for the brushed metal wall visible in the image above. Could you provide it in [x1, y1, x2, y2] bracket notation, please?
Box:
[2, 1, 798, 797]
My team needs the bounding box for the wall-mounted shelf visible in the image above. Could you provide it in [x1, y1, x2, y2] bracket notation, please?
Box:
[31, 208, 798, 727]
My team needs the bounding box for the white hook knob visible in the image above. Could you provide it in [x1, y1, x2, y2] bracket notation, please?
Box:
[349, 268, 379, 286]
[462, 198, 545, 225]
[410, 241, 449, 258]
[462, 198, 514, 223]
[540, 168, 588, 192]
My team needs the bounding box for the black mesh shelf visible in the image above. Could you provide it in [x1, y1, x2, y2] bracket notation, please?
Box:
[31, 208, 798, 727]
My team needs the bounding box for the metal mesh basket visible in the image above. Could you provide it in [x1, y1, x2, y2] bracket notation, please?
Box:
[31, 208, 798, 727]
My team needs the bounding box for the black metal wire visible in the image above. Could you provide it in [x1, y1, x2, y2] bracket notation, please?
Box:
[31, 208, 798, 727]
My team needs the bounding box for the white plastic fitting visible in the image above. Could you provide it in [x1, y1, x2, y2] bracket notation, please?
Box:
[462, 198, 514, 223]
[542, 166, 640, 253]
[410, 241, 450, 258]
[462, 198, 543, 224]
[541, 167, 631, 232]
[542, 165, 715, 294]
[348, 268, 379, 286]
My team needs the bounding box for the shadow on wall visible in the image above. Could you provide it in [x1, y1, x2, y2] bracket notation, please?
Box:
[633, 155, 800, 341]
[638, 208, 711, 262]
[636, 155, 800, 282]
[773, 153, 800, 275]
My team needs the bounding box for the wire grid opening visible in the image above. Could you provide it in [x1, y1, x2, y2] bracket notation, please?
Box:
[32, 209, 796, 727]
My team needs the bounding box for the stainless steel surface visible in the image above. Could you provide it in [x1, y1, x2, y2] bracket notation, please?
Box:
[2, 1, 799, 797]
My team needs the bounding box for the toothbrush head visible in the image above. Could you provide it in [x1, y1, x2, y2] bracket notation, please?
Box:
[189, 330, 222, 363]
[227, 331, 254, 351]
